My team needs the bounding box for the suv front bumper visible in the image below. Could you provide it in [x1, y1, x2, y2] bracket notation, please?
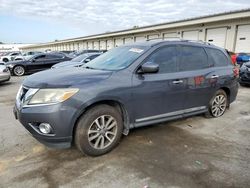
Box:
[13, 102, 77, 149]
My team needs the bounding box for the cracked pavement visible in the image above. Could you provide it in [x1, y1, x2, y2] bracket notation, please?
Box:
[0, 76, 250, 188]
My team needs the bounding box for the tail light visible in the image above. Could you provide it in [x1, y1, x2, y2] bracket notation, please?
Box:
[233, 66, 239, 78]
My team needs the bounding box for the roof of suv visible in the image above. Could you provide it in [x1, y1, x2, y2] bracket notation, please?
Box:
[128, 39, 220, 49]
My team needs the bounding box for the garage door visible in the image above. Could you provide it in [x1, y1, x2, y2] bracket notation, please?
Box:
[82, 42, 87, 50]
[235, 25, 250, 53]
[182, 30, 199, 40]
[163, 32, 178, 40]
[115, 39, 123, 47]
[93, 41, 99, 50]
[148, 34, 159, 40]
[124, 37, 134, 44]
[100, 41, 106, 50]
[206, 27, 227, 48]
[107, 40, 114, 50]
[135, 36, 146, 42]
[87, 42, 93, 49]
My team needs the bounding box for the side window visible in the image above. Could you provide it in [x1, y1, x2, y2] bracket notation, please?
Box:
[206, 48, 229, 67]
[34, 55, 46, 60]
[179, 46, 209, 71]
[89, 55, 99, 60]
[54, 54, 64, 59]
[145, 46, 178, 73]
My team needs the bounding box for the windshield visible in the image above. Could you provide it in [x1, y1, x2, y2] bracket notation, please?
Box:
[71, 54, 88, 62]
[83, 46, 148, 71]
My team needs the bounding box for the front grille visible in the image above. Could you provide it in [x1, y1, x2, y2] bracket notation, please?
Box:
[16, 86, 39, 107]
[247, 73, 250, 78]
[19, 87, 29, 103]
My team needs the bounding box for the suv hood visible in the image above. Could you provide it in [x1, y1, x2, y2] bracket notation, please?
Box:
[23, 67, 113, 88]
[52, 61, 82, 68]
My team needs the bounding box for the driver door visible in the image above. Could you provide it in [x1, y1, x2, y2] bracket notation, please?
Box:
[131, 45, 187, 126]
[27, 54, 47, 73]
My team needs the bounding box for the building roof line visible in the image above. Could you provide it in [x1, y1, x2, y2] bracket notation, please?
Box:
[21, 8, 250, 49]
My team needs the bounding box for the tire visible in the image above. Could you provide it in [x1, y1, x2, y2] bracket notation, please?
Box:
[75, 104, 123, 156]
[205, 89, 228, 118]
[13, 65, 25, 76]
[239, 83, 246, 87]
[2, 58, 8, 62]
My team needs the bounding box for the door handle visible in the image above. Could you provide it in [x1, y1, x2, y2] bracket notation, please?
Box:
[172, 80, 183, 84]
[210, 75, 219, 79]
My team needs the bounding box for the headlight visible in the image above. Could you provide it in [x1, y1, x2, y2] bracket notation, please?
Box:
[28, 88, 79, 105]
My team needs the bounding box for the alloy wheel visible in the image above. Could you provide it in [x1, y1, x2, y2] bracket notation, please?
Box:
[211, 94, 227, 117]
[88, 115, 118, 150]
[14, 66, 25, 76]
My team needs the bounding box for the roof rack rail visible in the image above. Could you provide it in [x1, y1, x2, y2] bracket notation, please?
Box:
[146, 37, 187, 42]
[185, 40, 214, 46]
[146, 38, 214, 46]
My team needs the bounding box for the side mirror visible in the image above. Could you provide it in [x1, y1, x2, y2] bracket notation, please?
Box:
[31, 59, 36, 62]
[84, 58, 91, 63]
[139, 62, 159, 74]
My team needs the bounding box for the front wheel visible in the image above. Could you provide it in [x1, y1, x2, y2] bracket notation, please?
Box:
[13, 65, 25, 76]
[75, 105, 123, 156]
[206, 90, 228, 118]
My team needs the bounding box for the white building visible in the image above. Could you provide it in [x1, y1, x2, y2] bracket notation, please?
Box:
[0, 44, 32, 52]
[20, 9, 250, 53]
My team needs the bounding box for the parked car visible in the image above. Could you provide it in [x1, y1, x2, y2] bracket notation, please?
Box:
[14, 51, 42, 61]
[236, 53, 250, 66]
[52, 53, 102, 69]
[0, 51, 21, 62]
[239, 61, 250, 85]
[0, 52, 9, 58]
[6, 52, 72, 76]
[72, 50, 107, 57]
[14, 40, 238, 156]
[0, 63, 11, 83]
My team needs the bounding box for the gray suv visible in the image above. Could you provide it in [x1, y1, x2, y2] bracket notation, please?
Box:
[14, 40, 239, 156]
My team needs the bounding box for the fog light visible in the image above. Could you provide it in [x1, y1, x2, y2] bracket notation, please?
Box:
[39, 123, 52, 134]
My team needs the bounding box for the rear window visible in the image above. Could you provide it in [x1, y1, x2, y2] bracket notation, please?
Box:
[179, 46, 209, 71]
[206, 48, 229, 67]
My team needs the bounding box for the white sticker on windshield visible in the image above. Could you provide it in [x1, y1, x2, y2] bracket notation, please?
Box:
[129, 48, 144, 53]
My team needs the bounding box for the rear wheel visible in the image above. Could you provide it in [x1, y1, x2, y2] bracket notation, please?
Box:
[75, 105, 123, 156]
[205, 90, 228, 118]
[13, 65, 25, 76]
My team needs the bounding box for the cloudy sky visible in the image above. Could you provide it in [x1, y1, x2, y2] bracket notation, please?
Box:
[0, 0, 249, 43]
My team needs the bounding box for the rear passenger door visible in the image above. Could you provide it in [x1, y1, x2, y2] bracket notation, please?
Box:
[43, 54, 65, 69]
[178, 45, 216, 110]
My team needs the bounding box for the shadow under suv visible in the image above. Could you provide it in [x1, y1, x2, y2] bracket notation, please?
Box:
[14, 40, 239, 156]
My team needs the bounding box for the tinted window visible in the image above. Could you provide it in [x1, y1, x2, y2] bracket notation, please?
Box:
[34, 54, 46, 60]
[72, 54, 88, 62]
[206, 48, 229, 67]
[179, 46, 208, 71]
[146, 46, 178, 73]
[89, 54, 99, 60]
[47, 54, 64, 59]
